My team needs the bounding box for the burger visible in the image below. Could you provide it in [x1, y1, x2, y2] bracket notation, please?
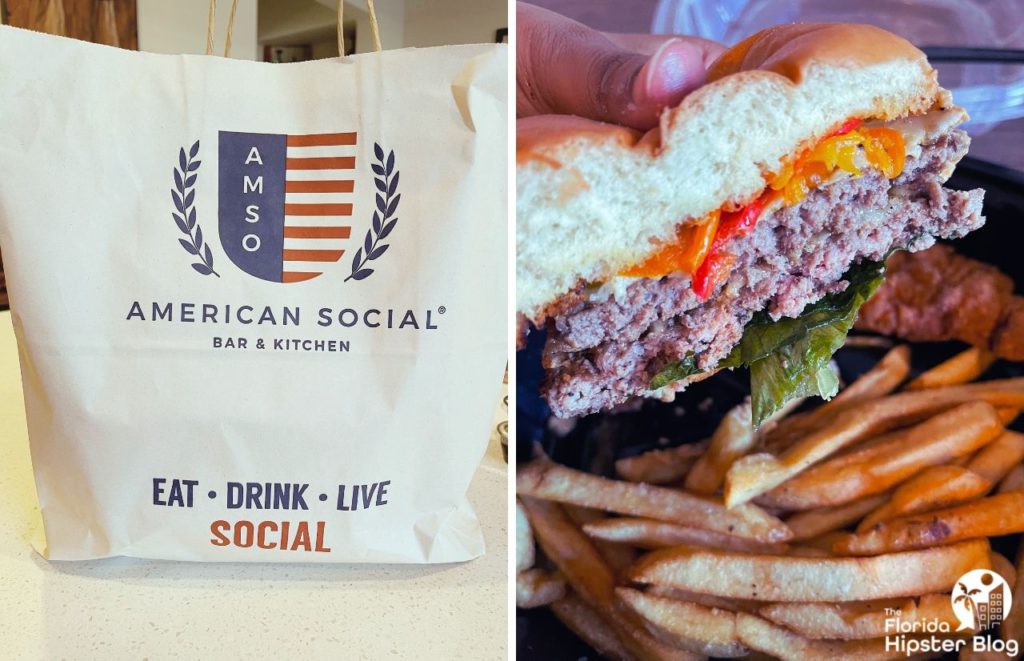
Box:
[516, 23, 985, 423]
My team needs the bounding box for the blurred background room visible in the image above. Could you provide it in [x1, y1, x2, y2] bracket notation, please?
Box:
[0, 0, 509, 309]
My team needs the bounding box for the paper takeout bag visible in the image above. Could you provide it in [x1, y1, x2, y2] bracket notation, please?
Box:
[0, 26, 507, 562]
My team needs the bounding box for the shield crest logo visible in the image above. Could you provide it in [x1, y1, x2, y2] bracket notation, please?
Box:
[218, 130, 356, 283]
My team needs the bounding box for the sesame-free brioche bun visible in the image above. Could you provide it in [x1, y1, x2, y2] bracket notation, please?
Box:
[516, 23, 945, 329]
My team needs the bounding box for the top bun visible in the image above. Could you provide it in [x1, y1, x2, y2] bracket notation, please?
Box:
[517, 23, 944, 327]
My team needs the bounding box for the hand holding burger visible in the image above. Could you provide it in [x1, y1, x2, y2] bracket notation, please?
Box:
[516, 2, 724, 130]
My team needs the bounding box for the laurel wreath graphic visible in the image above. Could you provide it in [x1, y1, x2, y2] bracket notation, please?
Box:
[346, 143, 400, 282]
[171, 141, 219, 277]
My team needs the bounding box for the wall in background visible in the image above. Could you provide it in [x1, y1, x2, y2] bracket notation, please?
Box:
[259, 0, 338, 58]
[259, 0, 504, 60]
[403, 0, 505, 48]
[259, 0, 333, 46]
[137, 0, 258, 59]
[348, 0, 404, 51]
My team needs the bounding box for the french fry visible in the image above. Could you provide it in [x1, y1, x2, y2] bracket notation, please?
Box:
[998, 464, 1024, 493]
[759, 594, 956, 640]
[615, 442, 707, 485]
[518, 496, 614, 611]
[786, 494, 889, 542]
[616, 587, 749, 658]
[843, 335, 895, 349]
[516, 498, 535, 572]
[815, 430, 906, 470]
[856, 466, 992, 533]
[563, 505, 637, 575]
[905, 346, 996, 391]
[810, 421, 951, 475]
[516, 568, 566, 609]
[623, 626, 705, 661]
[603, 545, 640, 577]
[517, 457, 792, 543]
[779, 426, 931, 489]
[761, 402, 1003, 510]
[967, 431, 1024, 486]
[791, 530, 849, 556]
[835, 492, 1024, 555]
[521, 497, 702, 660]
[997, 407, 1022, 425]
[735, 612, 912, 661]
[583, 517, 789, 555]
[725, 378, 1024, 507]
[646, 585, 761, 614]
[627, 539, 991, 602]
[760, 345, 911, 454]
[950, 453, 974, 467]
[829, 345, 912, 408]
[550, 593, 634, 661]
[685, 400, 754, 494]
[610, 591, 709, 661]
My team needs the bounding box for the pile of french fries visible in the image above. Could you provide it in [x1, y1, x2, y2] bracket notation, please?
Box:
[517, 344, 1024, 660]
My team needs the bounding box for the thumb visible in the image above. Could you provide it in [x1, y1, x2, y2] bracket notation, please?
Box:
[517, 4, 709, 129]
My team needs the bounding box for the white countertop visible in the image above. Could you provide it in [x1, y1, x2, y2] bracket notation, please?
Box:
[0, 311, 508, 659]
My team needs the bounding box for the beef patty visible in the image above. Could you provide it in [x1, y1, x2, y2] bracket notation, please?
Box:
[542, 129, 985, 418]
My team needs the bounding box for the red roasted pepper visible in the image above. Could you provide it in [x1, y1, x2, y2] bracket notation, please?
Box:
[689, 195, 767, 299]
[712, 196, 767, 249]
[691, 250, 735, 301]
[828, 117, 862, 138]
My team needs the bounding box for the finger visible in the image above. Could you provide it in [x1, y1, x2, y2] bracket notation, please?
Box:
[604, 32, 725, 67]
[517, 4, 713, 129]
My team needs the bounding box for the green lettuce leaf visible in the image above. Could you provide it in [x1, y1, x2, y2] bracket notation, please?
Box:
[746, 322, 844, 424]
[652, 259, 886, 425]
[650, 352, 701, 390]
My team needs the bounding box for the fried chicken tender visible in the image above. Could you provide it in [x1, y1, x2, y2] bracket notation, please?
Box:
[856, 244, 1024, 360]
